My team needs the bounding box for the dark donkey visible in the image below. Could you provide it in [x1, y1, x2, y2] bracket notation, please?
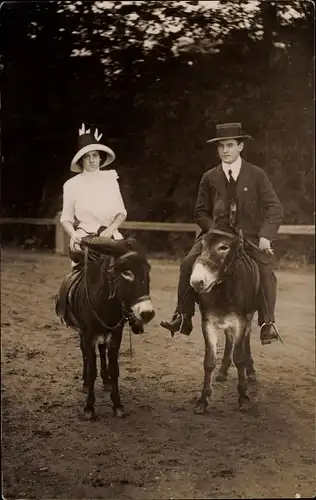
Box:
[190, 215, 260, 414]
[56, 236, 155, 419]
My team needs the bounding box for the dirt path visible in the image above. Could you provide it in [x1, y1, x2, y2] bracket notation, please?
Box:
[1, 249, 315, 499]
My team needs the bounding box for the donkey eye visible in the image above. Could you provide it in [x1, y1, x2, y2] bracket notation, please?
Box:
[121, 270, 135, 282]
[218, 244, 230, 252]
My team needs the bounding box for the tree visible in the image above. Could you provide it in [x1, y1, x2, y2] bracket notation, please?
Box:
[1, 0, 314, 226]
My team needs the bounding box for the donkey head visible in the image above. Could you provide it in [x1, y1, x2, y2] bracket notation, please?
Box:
[190, 229, 237, 295]
[81, 236, 155, 324]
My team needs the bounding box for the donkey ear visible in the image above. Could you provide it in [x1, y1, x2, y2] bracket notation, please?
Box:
[81, 236, 129, 256]
[124, 237, 146, 257]
[124, 237, 137, 250]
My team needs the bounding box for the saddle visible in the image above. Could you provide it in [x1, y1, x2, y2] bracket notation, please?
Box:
[55, 268, 84, 327]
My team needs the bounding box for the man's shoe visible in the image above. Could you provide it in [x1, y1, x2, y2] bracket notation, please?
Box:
[160, 313, 193, 336]
[260, 322, 279, 345]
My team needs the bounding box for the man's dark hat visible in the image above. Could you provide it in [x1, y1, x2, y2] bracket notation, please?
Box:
[207, 122, 252, 143]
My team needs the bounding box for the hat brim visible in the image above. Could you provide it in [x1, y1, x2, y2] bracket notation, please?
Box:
[207, 134, 252, 143]
[71, 144, 116, 173]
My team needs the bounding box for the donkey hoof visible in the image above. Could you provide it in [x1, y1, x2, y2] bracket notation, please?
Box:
[113, 406, 125, 418]
[194, 400, 208, 415]
[83, 408, 96, 420]
[216, 372, 228, 382]
[238, 397, 252, 413]
[103, 382, 112, 392]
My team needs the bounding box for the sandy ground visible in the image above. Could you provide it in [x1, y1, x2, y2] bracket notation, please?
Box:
[1, 249, 315, 499]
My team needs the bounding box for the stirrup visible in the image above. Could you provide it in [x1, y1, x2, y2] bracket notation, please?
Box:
[270, 322, 284, 345]
[260, 322, 284, 345]
[160, 313, 192, 338]
[171, 313, 184, 338]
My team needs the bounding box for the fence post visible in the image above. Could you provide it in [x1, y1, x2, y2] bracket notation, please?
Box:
[54, 212, 69, 255]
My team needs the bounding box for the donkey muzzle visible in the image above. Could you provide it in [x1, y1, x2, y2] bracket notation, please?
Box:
[131, 296, 155, 323]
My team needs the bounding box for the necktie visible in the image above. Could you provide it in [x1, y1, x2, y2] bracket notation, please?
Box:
[228, 169, 235, 184]
[227, 169, 237, 228]
[227, 169, 236, 197]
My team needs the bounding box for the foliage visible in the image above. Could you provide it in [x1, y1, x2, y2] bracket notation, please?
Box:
[1, 0, 314, 231]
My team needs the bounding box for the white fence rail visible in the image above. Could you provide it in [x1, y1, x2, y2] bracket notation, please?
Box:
[0, 213, 314, 255]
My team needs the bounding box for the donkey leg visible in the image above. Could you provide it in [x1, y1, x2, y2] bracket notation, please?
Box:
[98, 343, 111, 391]
[216, 329, 233, 382]
[244, 316, 256, 383]
[233, 323, 251, 412]
[108, 337, 125, 418]
[80, 334, 89, 393]
[195, 320, 218, 414]
[82, 340, 97, 420]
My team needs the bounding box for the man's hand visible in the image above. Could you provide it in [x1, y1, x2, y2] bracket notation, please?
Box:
[99, 228, 114, 239]
[259, 237, 274, 255]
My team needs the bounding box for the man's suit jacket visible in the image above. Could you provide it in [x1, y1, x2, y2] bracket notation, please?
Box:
[194, 160, 283, 242]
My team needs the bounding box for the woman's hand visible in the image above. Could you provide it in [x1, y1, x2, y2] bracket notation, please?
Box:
[70, 232, 83, 251]
[99, 228, 114, 239]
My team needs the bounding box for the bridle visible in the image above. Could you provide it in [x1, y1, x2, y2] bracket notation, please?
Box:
[198, 228, 262, 316]
[83, 247, 150, 331]
[196, 228, 244, 292]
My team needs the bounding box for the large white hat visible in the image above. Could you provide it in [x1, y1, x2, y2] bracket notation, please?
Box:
[70, 123, 116, 173]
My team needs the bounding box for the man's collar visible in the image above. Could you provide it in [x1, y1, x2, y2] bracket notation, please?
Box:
[222, 156, 242, 171]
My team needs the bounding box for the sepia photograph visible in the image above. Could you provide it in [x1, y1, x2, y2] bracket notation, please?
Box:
[1, 1, 315, 498]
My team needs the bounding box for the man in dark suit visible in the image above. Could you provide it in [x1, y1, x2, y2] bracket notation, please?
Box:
[161, 123, 283, 345]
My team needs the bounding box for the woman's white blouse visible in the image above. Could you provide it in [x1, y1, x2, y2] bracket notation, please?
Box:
[60, 169, 127, 238]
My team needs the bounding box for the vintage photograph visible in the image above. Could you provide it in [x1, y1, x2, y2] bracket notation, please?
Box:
[1, 1, 315, 498]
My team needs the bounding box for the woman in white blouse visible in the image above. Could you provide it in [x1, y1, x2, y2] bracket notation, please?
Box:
[60, 123, 127, 252]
